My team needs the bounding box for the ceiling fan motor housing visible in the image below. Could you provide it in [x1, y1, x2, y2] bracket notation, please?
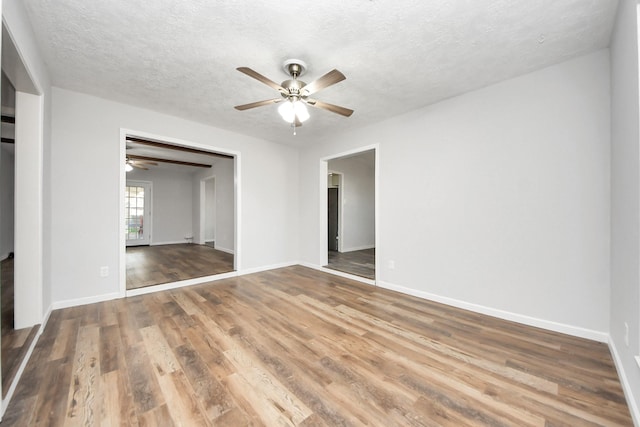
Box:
[282, 58, 307, 78]
[281, 79, 306, 100]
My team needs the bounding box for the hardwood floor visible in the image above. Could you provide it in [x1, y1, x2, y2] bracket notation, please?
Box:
[3, 266, 632, 426]
[327, 248, 375, 279]
[1, 256, 38, 398]
[127, 243, 234, 290]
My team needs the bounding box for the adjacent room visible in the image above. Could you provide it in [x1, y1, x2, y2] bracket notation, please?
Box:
[325, 149, 376, 280]
[123, 136, 236, 290]
[0, 1, 639, 426]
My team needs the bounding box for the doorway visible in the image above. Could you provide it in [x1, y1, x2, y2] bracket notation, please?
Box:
[0, 24, 45, 403]
[322, 148, 377, 281]
[327, 172, 342, 252]
[202, 176, 216, 248]
[125, 181, 151, 247]
[121, 132, 240, 294]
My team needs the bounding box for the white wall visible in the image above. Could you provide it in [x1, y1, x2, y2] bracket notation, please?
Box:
[204, 178, 215, 241]
[328, 152, 375, 252]
[127, 167, 194, 245]
[610, 0, 640, 421]
[13, 91, 43, 328]
[50, 87, 298, 304]
[0, 146, 14, 259]
[193, 157, 235, 253]
[300, 49, 611, 337]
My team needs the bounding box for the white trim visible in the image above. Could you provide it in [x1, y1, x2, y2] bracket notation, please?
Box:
[327, 170, 343, 252]
[0, 303, 52, 420]
[126, 272, 237, 297]
[237, 261, 298, 276]
[51, 292, 123, 311]
[214, 246, 235, 255]
[119, 128, 127, 296]
[0, 328, 37, 418]
[127, 262, 296, 296]
[200, 175, 216, 245]
[150, 240, 191, 246]
[377, 279, 609, 342]
[299, 262, 376, 286]
[609, 339, 640, 427]
[340, 244, 375, 253]
[319, 161, 329, 266]
[234, 154, 241, 271]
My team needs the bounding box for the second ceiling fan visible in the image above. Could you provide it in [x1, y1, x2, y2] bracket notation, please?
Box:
[234, 59, 354, 129]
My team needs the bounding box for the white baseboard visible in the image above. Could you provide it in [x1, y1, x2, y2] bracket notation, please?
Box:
[376, 280, 609, 343]
[299, 262, 376, 286]
[127, 262, 300, 296]
[609, 339, 640, 427]
[214, 246, 234, 255]
[150, 240, 189, 246]
[0, 304, 53, 420]
[51, 292, 123, 311]
[0, 252, 8, 261]
[238, 261, 298, 276]
[126, 271, 238, 297]
[340, 244, 375, 253]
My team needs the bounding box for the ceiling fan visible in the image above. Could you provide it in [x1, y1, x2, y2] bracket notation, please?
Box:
[125, 157, 157, 172]
[234, 59, 354, 132]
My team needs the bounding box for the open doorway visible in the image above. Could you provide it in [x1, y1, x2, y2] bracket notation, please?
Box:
[202, 177, 216, 248]
[121, 133, 238, 292]
[323, 148, 376, 280]
[0, 24, 44, 401]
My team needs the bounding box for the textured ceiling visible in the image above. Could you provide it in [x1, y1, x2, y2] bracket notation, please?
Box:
[22, 0, 618, 146]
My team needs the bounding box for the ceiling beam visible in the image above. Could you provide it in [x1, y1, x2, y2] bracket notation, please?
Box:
[127, 154, 212, 168]
[126, 136, 234, 159]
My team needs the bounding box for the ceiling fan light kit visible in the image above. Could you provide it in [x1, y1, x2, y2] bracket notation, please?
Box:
[235, 58, 354, 134]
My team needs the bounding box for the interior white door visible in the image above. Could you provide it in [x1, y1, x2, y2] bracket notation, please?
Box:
[125, 181, 151, 246]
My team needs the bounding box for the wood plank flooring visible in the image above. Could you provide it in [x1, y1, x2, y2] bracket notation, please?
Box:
[327, 248, 375, 279]
[127, 244, 234, 290]
[1, 256, 38, 398]
[3, 266, 633, 426]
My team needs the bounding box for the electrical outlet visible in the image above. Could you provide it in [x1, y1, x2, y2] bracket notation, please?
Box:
[388, 260, 395, 270]
[624, 322, 629, 347]
[100, 266, 109, 278]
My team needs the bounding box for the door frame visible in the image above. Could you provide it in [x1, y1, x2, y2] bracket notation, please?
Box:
[119, 129, 241, 297]
[319, 144, 379, 282]
[327, 171, 343, 253]
[199, 176, 216, 245]
[125, 180, 152, 247]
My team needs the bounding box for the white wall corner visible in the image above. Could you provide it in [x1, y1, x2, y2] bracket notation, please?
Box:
[609, 339, 640, 427]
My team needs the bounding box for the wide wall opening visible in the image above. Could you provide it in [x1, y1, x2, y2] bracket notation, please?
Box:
[121, 134, 238, 293]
